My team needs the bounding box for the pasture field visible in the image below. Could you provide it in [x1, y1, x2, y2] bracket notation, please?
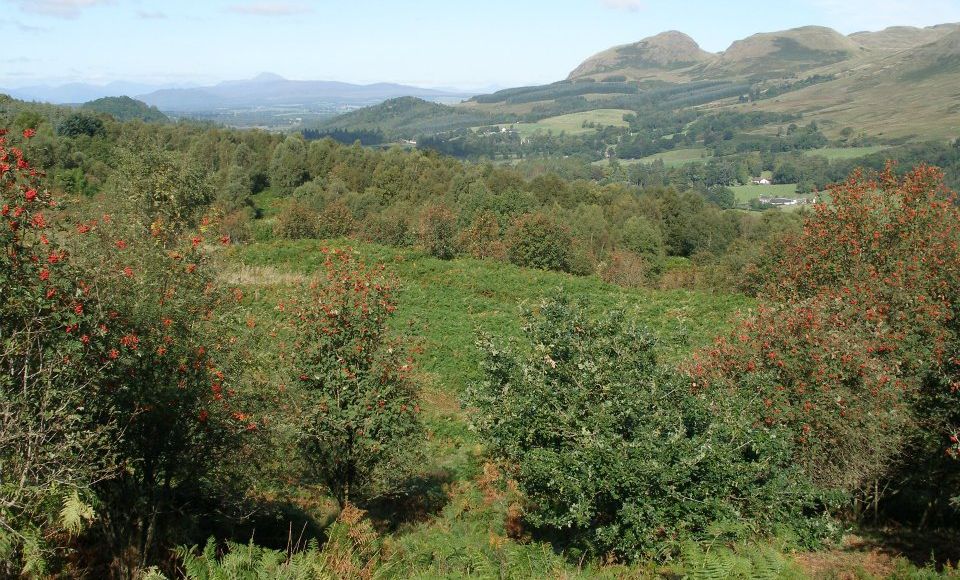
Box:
[636, 146, 712, 166]
[592, 146, 712, 167]
[731, 182, 801, 202]
[804, 145, 888, 160]
[502, 108, 633, 136]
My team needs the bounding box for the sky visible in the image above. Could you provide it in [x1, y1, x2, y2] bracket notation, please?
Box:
[2, 0, 960, 90]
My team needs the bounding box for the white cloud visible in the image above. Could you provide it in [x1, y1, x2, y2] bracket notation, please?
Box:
[13, 0, 113, 19]
[1, 56, 36, 64]
[600, 0, 645, 11]
[0, 19, 48, 32]
[137, 9, 166, 19]
[227, 2, 312, 16]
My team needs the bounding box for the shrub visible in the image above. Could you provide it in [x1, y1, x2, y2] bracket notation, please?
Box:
[599, 249, 652, 288]
[57, 112, 105, 138]
[221, 208, 254, 243]
[269, 135, 310, 194]
[292, 178, 328, 210]
[1, 130, 255, 574]
[316, 198, 355, 239]
[458, 210, 505, 260]
[619, 215, 664, 262]
[108, 145, 213, 242]
[274, 201, 320, 240]
[0, 129, 113, 575]
[505, 213, 572, 272]
[465, 294, 834, 562]
[690, 165, 960, 500]
[418, 204, 458, 260]
[567, 237, 598, 277]
[216, 165, 254, 215]
[363, 205, 414, 247]
[285, 249, 423, 508]
[71, 210, 255, 574]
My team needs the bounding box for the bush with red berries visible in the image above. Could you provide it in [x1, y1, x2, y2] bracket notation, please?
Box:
[0, 128, 118, 575]
[0, 129, 257, 575]
[690, 165, 960, 517]
[283, 248, 423, 509]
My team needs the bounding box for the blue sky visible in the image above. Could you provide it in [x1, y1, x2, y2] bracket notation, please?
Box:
[2, 0, 960, 89]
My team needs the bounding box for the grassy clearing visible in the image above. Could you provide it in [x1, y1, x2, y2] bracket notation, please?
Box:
[637, 147, 712, 166]
[805, 146, 888, 160]
[501, 108, 633, 137]
[228, 239, 751, 393]
[731, 182, 801, 202]
[249, 188, 285, 218]
[592, 147, 712, 168]
[595, 145, 884, 170]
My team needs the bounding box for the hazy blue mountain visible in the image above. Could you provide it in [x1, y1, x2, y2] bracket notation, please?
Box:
[2, 81, 190, 104]
[136, 73, 473, 112]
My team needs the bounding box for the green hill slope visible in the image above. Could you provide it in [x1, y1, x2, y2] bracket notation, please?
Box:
[850, 24, 960, 51]
[313, 96, 491, 137]
[714, 26, 865, 77]
[748, 28, 960, 139]
[80, 96, 168, 122]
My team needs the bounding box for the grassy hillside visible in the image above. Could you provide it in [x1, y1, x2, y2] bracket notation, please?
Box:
[744, 30, 960, 139]
[638, 146, 712, 165]
[715, 26, 864, 76]
[227, 239, 752, 391]
[850, 24, 960, 51]
[317, 23, 960, 149]
[804, 145, 888, 160]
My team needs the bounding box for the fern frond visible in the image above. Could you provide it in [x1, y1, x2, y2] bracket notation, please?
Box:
[140, 566, 170, 580]
[59, 490, 95, 537]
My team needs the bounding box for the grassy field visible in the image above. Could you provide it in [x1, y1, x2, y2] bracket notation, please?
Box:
[637, 147, 712, 166]
[502, 108, 633, 136]
[592, 147, 712, 168]
[228, 239, 751, 393]
[593, 145, 883, 170]
[731, 182, 801, 202]
[805, 145, 888, 160]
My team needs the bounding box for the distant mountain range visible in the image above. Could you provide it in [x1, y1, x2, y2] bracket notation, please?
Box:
[134, 73, 472, 112]
[0, 73, 474, 113]
[1, 81, 193, 105]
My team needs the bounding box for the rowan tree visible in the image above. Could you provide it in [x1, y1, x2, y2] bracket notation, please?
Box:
[691, 165, 960, 502]
[287, 249, 423, 508]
